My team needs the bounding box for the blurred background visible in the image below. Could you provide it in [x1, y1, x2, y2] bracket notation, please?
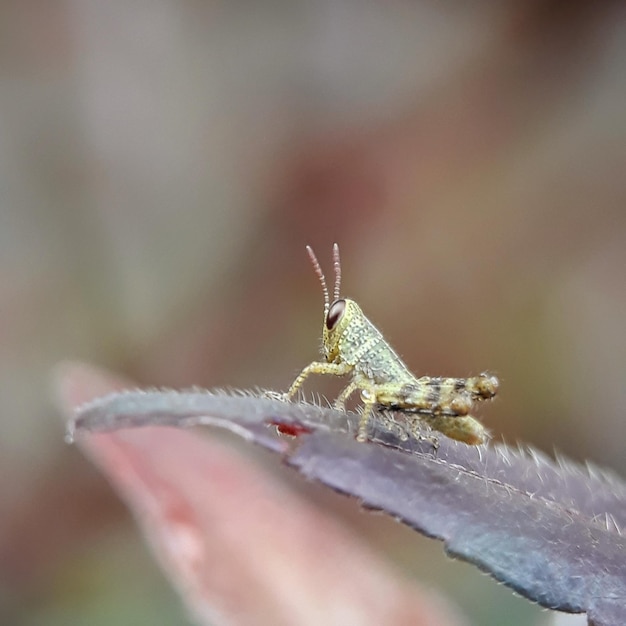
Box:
[1, 1, 625, 624]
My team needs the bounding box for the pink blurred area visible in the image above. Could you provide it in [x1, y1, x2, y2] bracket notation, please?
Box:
[1, 2, 624, 624]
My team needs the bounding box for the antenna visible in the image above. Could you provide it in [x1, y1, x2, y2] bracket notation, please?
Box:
[306, 245, 329, 315]
[332, 243, 341, 302]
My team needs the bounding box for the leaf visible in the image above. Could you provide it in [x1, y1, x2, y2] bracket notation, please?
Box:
[71, 388, 626, 626]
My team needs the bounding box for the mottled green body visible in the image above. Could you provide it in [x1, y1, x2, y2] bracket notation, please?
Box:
[284, 245, 498, 444]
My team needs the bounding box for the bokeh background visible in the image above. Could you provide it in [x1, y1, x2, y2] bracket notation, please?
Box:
[1, 2, 625, 624]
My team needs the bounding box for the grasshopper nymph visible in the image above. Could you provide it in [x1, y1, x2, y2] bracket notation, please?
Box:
[283, 244, 498, 445]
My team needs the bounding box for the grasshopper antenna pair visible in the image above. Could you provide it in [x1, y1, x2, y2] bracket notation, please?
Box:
[305, 243, 342, 318]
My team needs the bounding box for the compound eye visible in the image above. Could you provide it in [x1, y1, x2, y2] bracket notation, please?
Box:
[326, 299, 346, 330]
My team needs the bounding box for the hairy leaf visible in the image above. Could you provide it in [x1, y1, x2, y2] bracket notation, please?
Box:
[70, 389, 626, 625]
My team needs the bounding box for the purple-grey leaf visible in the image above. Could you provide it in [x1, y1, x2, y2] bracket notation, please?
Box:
[70, 389, 626, 625]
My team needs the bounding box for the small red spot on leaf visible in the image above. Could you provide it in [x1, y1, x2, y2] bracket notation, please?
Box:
[268, 420, 313, 437]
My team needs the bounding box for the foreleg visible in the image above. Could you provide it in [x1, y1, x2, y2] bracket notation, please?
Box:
[333, 379, 360, 411]
[284, 361, 352, 400]
[356, 384, 378, 442]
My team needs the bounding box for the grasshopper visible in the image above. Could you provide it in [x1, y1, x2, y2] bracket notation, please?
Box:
[283, 244, 498, 445]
